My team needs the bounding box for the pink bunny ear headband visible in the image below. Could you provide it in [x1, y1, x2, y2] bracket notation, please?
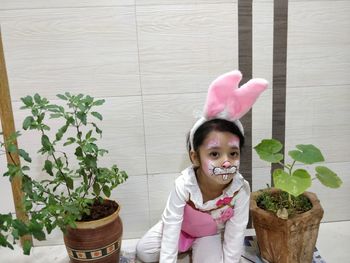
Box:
[189, 70, 268, 150]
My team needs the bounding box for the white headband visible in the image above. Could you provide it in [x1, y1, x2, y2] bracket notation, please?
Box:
[189, 70, 268, 151]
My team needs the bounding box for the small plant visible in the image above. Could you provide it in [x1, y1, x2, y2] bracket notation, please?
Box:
[0, 93, 128, 254]
[254, 139, 342, 219]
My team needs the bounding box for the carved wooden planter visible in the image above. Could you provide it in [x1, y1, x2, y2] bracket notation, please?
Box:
[64, 201, 123, 263]
[250, 189, 324, 263]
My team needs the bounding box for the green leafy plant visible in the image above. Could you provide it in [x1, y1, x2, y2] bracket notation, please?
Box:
[0, 93, 128, 254]
[254, 139, 342, 218]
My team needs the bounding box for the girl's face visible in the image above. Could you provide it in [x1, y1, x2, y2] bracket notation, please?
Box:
[192, 130, 241, 185]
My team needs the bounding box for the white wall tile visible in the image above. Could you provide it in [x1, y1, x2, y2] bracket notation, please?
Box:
[0, 6, 140, 100]
[111, 175, 150, 239]
[137, 3, 238, 95]
[285, 85, 350, 164]
[252, 89, 273, 168]
[143, 92, 206, 174]
[0, 0, 134, 10]
[287, 1, 350, 88]
[253, 0, 273, 84]
[252, 166, 272, 192]
[0, 169, 16, 213]
[136, 1, 234, 6]
[148, 173, 178, 225]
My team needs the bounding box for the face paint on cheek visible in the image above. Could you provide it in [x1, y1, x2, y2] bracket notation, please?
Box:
[204, 159, 216, 176]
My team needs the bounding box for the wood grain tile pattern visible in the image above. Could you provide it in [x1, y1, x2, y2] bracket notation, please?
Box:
[0, 7, 140, 100]
[143, 93, 206, 174]
[136, 0, 234, 6]
[287, 1, 350, 88]
[137, 3, 238, 95]
[253, 0, 273, 83]
[111, 175, 150, 238]
[238, 0, 253, 188]
[148, 173, 178, 225]
[0, 0, 134, 10]
[285, 85, 350, 164]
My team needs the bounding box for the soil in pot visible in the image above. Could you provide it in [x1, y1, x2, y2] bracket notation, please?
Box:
[256, 190, 312, 218]
[80, 199, 119, 221]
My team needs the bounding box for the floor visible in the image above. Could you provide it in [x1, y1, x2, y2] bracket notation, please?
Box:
[1, 221, 349, 263]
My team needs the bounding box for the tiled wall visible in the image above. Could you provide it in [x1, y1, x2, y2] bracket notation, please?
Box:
[0, 0, 349, 245]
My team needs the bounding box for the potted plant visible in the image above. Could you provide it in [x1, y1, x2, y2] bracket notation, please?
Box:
[250, 139, 342, 263]
[1, 93, 128, 263]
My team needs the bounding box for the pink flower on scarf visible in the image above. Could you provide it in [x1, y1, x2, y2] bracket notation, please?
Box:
[219, 207, 234, 223]
[216, 196, 233, 206]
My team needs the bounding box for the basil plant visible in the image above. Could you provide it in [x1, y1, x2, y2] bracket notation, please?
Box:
[1, 93, 127, 254]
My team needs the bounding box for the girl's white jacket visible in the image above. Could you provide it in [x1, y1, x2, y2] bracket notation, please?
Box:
[160, 166, 250, 263]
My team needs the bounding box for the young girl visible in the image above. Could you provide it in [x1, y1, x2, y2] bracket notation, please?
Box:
[136, 70, 268, 263]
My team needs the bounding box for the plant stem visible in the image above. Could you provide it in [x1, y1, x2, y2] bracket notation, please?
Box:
[37, 110, 72, 200]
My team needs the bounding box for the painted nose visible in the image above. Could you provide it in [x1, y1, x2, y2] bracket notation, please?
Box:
[222, 161, 231, 168]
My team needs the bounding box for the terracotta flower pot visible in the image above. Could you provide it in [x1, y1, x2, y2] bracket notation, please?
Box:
[64, 201, 123, 263]
[250, 189, 324, 263]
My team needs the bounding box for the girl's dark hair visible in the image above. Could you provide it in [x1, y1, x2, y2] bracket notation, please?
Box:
[187, 118, 245, 152]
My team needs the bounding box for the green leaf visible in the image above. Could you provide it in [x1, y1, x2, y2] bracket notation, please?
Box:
[56, 94, 68, 100]
[75, 147, 83, 158]
[273, 168, 311, 197]
[102, 185, 111, 197]
[55, 124, 68, 141]
[93, 182, 100, 196]
[29, 221, 46, 241]
[22, 165, 30, 171]
[315, 166, 343, 188]
[85, 95, 94, 104]
[7, 144, 17, 153]
[44, 160, 53, 176]
[254, 139, 284, 163]
[66, 177, 74, 190]
[92, 123, 102, 135]
[0, 234, 12, 248]
[18, 149, 32, 162]
[22, 239, 32, 255]
[288, 144, 324, 164]
[21, 96, 33, 107]
[91, 112, 103, 121]
[37, 113, 45, 123]
[84, 154, 97, 168]
[41, 135, 52, 151]
[85, 130, 92, 139]
[54, 158, 63, 171]
[77, 112, 87, 125]
[33, 94, 41, 104]
[23, 116, 34, 130]
[50, 113, 62, 119]
[93, 99, 105, 106]
[12, 219, 29, 236]
[63, 137, 76, 146]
